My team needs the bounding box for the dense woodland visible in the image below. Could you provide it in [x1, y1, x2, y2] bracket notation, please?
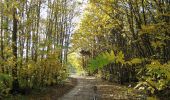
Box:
[72, 0, 170, 98]
[0, 0, 170, 99]
[0, 0, 79, 96]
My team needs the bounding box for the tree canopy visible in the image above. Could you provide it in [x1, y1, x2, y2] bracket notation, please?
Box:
[0, 0, 170, 99]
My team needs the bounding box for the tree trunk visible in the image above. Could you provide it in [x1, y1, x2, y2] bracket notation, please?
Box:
[12, 7, 20, 93]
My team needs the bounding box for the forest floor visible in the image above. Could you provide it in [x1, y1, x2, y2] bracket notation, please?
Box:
[5, 75, 158, 100]
[59, 75, 146, 100]
[5, 77, 77, 100]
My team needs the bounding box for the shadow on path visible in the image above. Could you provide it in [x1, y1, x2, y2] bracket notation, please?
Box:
[59, 75, 146, 100]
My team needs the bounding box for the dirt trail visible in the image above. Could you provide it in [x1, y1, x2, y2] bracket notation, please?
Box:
[58, 75, 140, 100]
[6, 75, 145, 100]
[59, 75, 97, 100]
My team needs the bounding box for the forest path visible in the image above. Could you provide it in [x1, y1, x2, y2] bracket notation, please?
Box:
[58, 75, 97, 100]
[58, 75, 138, 100]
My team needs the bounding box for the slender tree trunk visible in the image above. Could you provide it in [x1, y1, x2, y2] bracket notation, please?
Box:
[12, 7, 20, 93]
[0, 2, 4, 60]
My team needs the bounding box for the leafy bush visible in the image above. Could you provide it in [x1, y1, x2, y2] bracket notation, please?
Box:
[135, 60, 170, 94]
[18, 52, 68, 89]
[0, 73, 13, 96]
[0, 51, 68, 96]
[88, 50, 117, 72]
[88, 50, 170, 95]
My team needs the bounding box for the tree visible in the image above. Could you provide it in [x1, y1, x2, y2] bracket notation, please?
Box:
[72, 0, 170, 94]
[12, 3, 19, 93]
[0, 0, 79, 95]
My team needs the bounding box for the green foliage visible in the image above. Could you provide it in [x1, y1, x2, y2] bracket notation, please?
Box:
[88, 50, 127, 72]
[88, 50, 144, 73]
[116, 51, 125, 64]
[68, 52, 83, 74]
[135, 60, 170, 94]
[129, 58, 143, 65]
[88, 50, 114, 72]
[18, 52, 67, 89]
[0, 0, 77, 95]
[0, 51, 67, 96]
[0, 73, 13, 96]
[72, 0, 170, 98]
